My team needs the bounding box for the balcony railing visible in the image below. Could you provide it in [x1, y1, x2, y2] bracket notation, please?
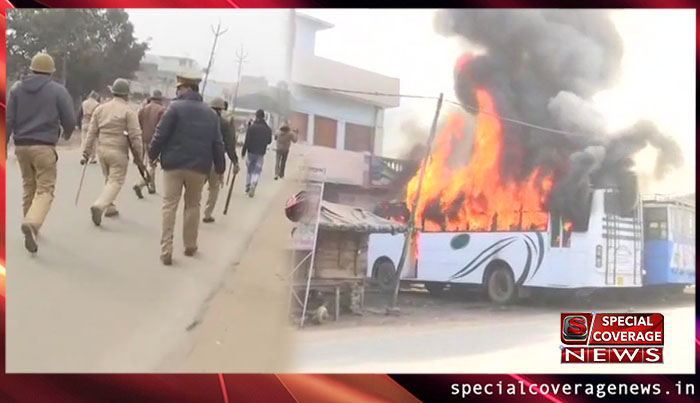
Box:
[368, 156, 417, 188]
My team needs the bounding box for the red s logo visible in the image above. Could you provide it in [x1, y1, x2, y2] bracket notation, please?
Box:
[562, 315, 588, 342]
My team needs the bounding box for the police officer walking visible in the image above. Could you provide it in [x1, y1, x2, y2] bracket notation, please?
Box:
[148, 73, 225, 265]
[82, 78, 144, 226]
[203, 97, 240, 223]
[78, 90, 100, 164]
[133, 89, 165, 198]
[6, 53, 76, 253]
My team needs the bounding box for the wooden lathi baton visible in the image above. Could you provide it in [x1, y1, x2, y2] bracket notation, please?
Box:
[223, 169, 237, 215]
[75, 161, 88, 206]
[124, 131, 151, 185]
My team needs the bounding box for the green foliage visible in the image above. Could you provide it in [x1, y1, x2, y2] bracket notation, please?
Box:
[6, 9, 148, 100]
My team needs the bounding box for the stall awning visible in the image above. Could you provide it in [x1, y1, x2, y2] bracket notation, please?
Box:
[319, 201, 407, 233]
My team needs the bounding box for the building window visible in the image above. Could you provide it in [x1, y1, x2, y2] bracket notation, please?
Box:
[314, 115, 337, 148]
[345, 122, 374, 153]
[290, 112, 308, 142]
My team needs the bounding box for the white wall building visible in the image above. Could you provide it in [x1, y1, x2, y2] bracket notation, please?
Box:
[132, 54, 202, 99]
[290, 14, 400, 158]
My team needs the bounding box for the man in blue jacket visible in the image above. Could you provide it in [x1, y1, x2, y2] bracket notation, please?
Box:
[6, 53, 76, 253]
[148, 72, 226, 265]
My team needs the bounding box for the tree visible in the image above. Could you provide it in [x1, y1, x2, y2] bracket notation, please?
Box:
[6, 9, 148, 100]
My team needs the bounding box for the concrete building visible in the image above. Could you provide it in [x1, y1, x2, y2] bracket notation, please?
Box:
[290, 13, 400, 157]
[288, 14, 409, 211]
[132, 54, 202, 99]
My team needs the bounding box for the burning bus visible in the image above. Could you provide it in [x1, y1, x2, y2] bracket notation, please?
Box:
[368, 187, 643, 303]
[367, 89, 644, 303]
[367, 10, 684, 304]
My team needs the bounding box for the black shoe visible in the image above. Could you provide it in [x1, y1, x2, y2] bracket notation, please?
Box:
[133, 185, 144, 199]
[274, 176, 279, 180]
[184, 247, 198, 257]
[245, 184, 250, 194]
[89, 159, 98, 165]
[161, 254, 172, 266]
[90, 206, 103, 226]
[203, 217, 215, 223]
[21, 223, 38, 253]
[148, 186, 156, 194]
[104, 209, 119, 218]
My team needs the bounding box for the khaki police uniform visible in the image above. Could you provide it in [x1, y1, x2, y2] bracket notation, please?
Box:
[134, 93, 165, 195]
[15, 146, 59, 227]
[84, 97, 143, 223]
[203, 167, 222, 220]
[162, 169, 208, 256]
[149, 72, 225, 265]
[80, 97, 100, 162]
[7, 53, 77, 253]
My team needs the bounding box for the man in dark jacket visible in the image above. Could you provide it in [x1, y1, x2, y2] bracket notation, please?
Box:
[241, 109, 272, 198]
[148, 73, 226, 265]
[6, 53, 76, 253]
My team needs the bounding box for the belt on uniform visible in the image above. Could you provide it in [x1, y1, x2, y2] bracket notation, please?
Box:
[13, 139, 56, 147]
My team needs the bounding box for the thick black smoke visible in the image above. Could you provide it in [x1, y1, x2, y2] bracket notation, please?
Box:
[435, 10, 683, 225]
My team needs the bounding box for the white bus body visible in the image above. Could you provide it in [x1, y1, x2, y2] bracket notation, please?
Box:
[368, 188, 643, 300]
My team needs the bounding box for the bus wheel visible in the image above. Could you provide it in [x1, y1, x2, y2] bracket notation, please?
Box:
[425, 282, 447, 296]
[373, 258, 396, 292]
[484, 263, 516, 304]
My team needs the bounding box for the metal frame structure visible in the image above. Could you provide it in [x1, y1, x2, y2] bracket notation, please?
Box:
[286, 167, 326, 328]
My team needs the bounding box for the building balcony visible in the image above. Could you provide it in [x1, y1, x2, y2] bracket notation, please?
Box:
[292, 144, 416, 189]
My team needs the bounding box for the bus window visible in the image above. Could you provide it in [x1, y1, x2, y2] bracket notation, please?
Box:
[572, 192, 592, 232]
[689, 210, 696, 238]
[644, 207, 668, 240]
[562, 220, 572, 248]
[604, 191, 621, 216]
[683, 208, 694, 239]
[605, 190, 638, 217]
[671, 207, 695, 240]
[550, 213, 561, 247]
[667, 207, 688, 240]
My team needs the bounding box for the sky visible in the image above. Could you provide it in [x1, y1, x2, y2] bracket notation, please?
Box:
[126, 9, 290, 85]
[126, 9, 695, 195]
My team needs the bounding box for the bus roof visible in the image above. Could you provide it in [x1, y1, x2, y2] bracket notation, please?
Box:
[642, 194, 695, 211]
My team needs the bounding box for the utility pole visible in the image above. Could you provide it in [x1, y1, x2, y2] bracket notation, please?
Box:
[223, 44, 249, 190]
[389, 93, 444, 312]
[201, 21, 228, 97]
[229, 44, 249, 116]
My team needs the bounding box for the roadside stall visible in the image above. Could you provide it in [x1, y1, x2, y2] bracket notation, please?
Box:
[288, 199, 406, 325]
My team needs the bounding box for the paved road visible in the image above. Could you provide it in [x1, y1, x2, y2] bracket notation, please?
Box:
[5, 148, 281, 372]
[292, 296, 695, 373]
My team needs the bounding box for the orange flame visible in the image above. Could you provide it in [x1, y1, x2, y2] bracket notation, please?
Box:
[406, 89, 553, 232]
